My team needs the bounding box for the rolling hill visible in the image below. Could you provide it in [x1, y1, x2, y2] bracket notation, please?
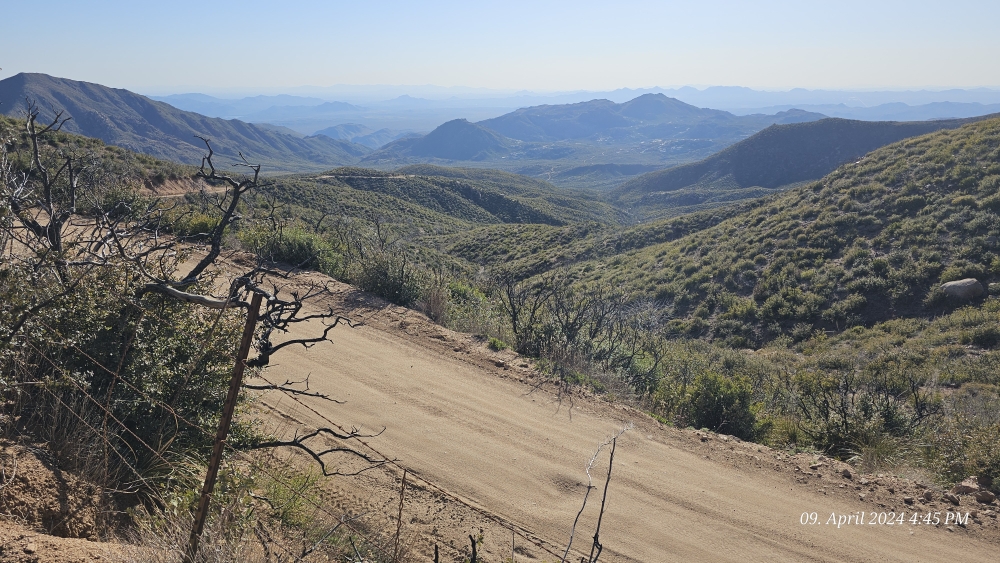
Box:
[363, 119, 518, 162]
[612, 115, 999, 219]
[268, 164, 622, 234]
[0, 73, 371, 172]
[540, 117, 1000, 345]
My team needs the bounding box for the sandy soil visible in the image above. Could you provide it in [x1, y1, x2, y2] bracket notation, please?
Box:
[255, 279, 1000, 563]
[0, 445, 113, 562]
[0, 521, 115, 563]
[140, 177, 206, 197]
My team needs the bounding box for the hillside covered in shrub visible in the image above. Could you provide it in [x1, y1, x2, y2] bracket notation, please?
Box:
[503, 117, 1000, 346]
[610, 115, 996, 219]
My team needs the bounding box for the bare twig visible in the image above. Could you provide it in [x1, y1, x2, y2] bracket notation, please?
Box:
[247, 427, 388, 476]
[586, 433, 620, 563]
[244, 373, 343, 402]
[560, 424, 630, 563]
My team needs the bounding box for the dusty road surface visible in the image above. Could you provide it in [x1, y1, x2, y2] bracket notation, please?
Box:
[258, 283, 1000, 562]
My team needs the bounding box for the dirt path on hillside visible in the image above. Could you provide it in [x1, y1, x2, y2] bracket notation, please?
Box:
[254, 280, 1000, 563]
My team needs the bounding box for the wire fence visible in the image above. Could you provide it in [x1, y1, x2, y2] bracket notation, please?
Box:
[4, 281, 582, 563]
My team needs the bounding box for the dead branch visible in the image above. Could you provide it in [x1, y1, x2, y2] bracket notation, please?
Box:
[300, 512, 364, 559]
[247, 427, 389, 477]
[586, 431, 619, 563]
[138, 283, 249, 309]
[182, 137, 259, 283]
[243, 373, 343, 403]
[560, 424, 630, 563]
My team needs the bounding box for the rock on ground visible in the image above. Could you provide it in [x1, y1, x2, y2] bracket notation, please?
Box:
[941, 278, 985, 300]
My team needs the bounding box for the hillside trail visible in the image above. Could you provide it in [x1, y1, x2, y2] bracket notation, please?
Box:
[256, 273, 1000, 563]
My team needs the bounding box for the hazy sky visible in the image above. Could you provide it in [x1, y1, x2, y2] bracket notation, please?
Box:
[2, 0, 998, 94]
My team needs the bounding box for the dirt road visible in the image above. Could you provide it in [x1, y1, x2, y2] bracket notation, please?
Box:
[261, 285, 1000, 562]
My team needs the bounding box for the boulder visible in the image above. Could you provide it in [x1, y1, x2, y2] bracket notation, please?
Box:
[952, 476, 981, 495]
[922, 490, 933, 502]
[943, 492, 960, 505]
[975, 490, 997, 504]
[941, 278, 985, 300]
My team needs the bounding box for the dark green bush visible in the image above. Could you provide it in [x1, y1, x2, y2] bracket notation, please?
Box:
[352, 249, 422, 306]
[683, 372, 758, 440]
[239, 226, 342, 275]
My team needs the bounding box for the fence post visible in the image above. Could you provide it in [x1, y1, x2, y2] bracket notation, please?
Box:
[184, 291, 263, 563]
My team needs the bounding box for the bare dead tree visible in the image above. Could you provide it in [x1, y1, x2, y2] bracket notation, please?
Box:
[0, 104, 125, 343]
[6, 102, 76, 263]
[548, 275, 599, 348]
[2, 112, 389, 558]
[493, 268, 554, 351]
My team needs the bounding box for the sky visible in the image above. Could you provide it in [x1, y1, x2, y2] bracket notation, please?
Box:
[2, 0, 999, 95]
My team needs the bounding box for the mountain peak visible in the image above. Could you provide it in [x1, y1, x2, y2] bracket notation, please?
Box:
[366, 118, 513, 161]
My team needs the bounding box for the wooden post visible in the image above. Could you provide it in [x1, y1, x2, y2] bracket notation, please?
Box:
[184, 292, 263, 563]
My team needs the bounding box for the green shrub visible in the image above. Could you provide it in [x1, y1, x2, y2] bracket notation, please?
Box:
[352, 249, 422, 306]
[971, 325, 1000, 349]
[940, 261, 985, 283]
[238, 226, 342, 275]
[488, 337, 508, 351]
[683, 372, 758, 440]
[172, 211, 220, 239]
[951, 195, 978, 207]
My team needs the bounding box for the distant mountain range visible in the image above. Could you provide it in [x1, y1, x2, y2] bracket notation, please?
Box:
[148, 86, 1000, 129]
[7, 73, 995, 199]
[312, 123, 415, 149]
[364, 94, 825, 166]
[0, 73, 370, 172]
[731, 101, 1000, 122]
[150, 93, 330, 118]
[478, 94, 822, 142]
[152, 91, 511, 134]
[612, 114, 1000, 219]
[362, 94, 828, 184]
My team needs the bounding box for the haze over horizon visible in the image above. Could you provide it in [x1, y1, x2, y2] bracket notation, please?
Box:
[2, 0, 999, 96]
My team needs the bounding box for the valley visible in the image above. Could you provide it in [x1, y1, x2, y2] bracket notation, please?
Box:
[4, 67, 1000, 563]
[13, 73, 998, 195]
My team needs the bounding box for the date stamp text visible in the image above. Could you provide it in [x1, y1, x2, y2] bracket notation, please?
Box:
[800, 511, 969, 528]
